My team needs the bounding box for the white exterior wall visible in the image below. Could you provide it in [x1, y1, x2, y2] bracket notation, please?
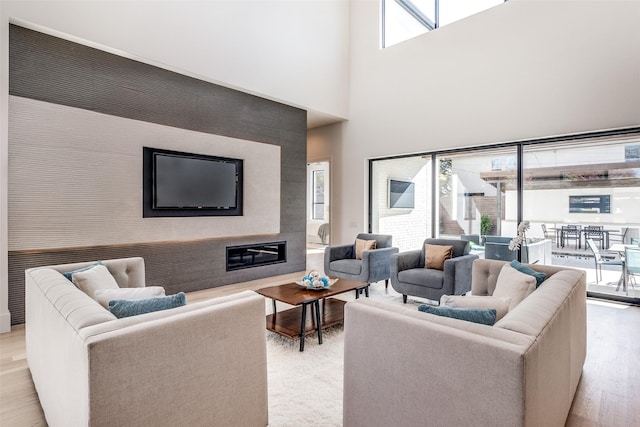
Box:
[371, 157, 431, 252]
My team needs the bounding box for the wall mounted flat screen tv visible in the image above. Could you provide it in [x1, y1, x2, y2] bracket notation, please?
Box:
[143, 147, 243, 217]
[389, 179, 415, 209]
[569, 195, 610, 214]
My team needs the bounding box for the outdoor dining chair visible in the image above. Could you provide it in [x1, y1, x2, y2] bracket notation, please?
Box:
[583, 225, 606, 250]
[586, 238, 623, 284]
[625, 246, 640, 288]
[561, 225, 581, 250]
[541, 224, 556, 244]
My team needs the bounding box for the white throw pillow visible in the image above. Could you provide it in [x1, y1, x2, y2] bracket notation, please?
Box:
[71, 264, 119, 298]
[440, 295, 512, 321]
[492, 264, 537, 310]
[94, 286, 166, 309]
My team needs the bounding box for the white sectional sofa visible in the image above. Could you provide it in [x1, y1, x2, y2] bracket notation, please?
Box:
[26, 257, 268, 427]
[343, 258, 586, 427]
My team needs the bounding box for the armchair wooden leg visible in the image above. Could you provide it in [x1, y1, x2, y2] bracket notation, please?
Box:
[402, 295, 407, 304]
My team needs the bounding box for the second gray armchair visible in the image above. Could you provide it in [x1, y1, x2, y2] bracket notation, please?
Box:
[324, 233, 398, 294]
[390, 238, 478, 303]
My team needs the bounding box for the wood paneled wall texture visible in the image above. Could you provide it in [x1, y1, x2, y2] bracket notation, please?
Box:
[7, 24, 307, 324]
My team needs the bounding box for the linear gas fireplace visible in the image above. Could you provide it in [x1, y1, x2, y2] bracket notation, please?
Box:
[226, 241, 287, 271]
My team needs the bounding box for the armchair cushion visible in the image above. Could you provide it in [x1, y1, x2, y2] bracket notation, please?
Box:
[398, 268, 444, 289]
[424, 244, 453, 270]
[329, 259, 362, 276]
[356, 238, 377, 260]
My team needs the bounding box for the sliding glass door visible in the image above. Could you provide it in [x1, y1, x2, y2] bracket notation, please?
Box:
[523, 134, 640, 302]
[436, 147, 517, 240]
[369, 128, 640, 304]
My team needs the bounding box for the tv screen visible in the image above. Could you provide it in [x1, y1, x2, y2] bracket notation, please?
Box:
[143, 147, 243, 217]
[389, 179, 415, 209]
[569, 195, 610, 214]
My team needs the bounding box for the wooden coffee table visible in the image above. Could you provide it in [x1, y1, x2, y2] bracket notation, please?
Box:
[256, 278, 369, 351]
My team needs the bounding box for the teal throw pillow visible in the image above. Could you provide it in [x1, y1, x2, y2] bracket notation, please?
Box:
[418, 305, 497, 326]
[510, 260, 547, 287]
[62, 261, 103, 281]
[108, 292, 186, 318]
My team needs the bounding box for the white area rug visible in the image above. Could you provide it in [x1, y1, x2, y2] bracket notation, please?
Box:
[264, 283, 426, 426]
[266, 327, 345, 426]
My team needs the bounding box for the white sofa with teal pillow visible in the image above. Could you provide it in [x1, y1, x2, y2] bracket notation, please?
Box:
[343, 258, 586, 427]
[25, 257, 268, 427]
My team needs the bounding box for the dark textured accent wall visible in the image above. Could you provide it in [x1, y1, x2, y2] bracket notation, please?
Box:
[8, 24, 307, 324]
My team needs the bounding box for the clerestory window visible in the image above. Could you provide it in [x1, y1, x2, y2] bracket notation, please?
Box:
[382, 0, 507, 48]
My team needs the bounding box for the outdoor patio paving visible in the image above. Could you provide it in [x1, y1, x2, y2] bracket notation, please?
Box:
[552, 251, 640, 299]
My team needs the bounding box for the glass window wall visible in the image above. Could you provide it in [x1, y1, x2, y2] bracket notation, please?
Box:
[369, 128, 640, 304]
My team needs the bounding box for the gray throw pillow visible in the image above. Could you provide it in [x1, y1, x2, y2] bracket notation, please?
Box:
[418, 305, 497, 326]
[509, 260, 547, 287]
[108, 292, 186, 318]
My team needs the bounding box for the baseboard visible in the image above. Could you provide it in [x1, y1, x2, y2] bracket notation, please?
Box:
[0, 310, 11, 333]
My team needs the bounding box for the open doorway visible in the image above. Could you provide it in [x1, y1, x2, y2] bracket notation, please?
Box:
[307, 161, 330, 249]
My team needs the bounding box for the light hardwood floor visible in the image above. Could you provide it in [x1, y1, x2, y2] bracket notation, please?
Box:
[1, 252, 639, 426]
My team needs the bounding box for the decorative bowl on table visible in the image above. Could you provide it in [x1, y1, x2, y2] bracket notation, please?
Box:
[300, 271, 338, 290]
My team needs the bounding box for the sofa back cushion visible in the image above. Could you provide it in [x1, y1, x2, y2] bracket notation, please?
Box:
[49, 257, 145, 289]
[471, 259, 565, 297]
[494, 269, 585, 336]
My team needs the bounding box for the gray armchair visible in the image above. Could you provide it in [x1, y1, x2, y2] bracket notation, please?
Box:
[390, 238, 478, 303]
[324, 233, 398, 294]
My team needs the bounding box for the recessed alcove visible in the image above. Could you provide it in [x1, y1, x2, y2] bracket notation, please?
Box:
[226, 242, 287, 271]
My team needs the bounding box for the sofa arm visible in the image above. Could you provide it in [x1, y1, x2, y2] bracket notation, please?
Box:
[83, 291, 268, 427]
[442, 253, 479, 295]
[343, 299, 531, 427]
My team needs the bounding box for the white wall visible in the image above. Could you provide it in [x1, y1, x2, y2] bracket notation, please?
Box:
[0, 0, 350, 332]
[327, 0, 640, 244]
